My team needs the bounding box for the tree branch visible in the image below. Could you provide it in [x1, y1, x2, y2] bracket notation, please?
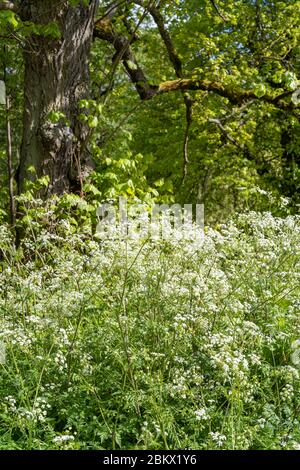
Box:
[140, 1, 183, 77]
[208, 117, 258, 167]
[94, 19, 158, 100]
[208, 118, 239, 146]
[182, 94, 192, 182]
[157, 78, 298, 111]
[94, 19, 298, 112]
[140, 1, 194, 180]
[210, 0, 227, 22]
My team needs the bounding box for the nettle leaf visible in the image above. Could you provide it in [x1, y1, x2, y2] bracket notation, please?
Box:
[0, 80, 5, 105]
[83, 183, 101, 195]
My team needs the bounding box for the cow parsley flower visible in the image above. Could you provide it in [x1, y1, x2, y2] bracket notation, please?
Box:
[195, 408, 208, 421]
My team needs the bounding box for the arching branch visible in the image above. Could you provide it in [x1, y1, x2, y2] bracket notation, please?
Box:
[157, 79, 298, 111]
[94, 10, 298, 112]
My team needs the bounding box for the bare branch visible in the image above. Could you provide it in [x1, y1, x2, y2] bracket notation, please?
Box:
[208, 118, 239, 146]
[210, 0, 227, 22]
[182, 94, 193, 182]
[97, 0, 126, 22]
[139, 2, 194, 180]
[142, 1, 183, 78]
[94, 20, 158, 100]
[208, 117, 257, 165]
[157, 78, 298, 111]
[94, 11, 298, 113]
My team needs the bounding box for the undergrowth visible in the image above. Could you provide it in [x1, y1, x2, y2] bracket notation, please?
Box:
[0, 211, 299, 449]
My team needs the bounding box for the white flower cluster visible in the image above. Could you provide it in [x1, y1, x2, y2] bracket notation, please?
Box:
[0, 211, 299, 449]
[53, 434, 75, 444]
[209, 432, 227, 447]
[195, 408, 209, 421]
[6, 397, 52, 424]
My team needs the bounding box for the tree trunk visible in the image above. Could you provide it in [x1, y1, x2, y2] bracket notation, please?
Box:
[18, 0, 97, 195]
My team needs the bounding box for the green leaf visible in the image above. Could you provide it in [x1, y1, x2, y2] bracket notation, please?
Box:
[253, 84, 266, 98]
[88, 116, 99, 128]
[0, 10, 18, 29]
[126, 60, 138, 71]
[284, 72, 299, 91]
[83, 183, 101, 195]
[291, 89, 300, 106]
[48, 111, 66, 123]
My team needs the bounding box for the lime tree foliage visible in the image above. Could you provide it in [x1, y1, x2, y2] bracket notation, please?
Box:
[0, 0, 299, 221]
[0, 0, 300, 451]
[91, 0, 300, 220]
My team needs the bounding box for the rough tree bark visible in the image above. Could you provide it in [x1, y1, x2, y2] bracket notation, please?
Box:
[18, 0, 97, 195]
